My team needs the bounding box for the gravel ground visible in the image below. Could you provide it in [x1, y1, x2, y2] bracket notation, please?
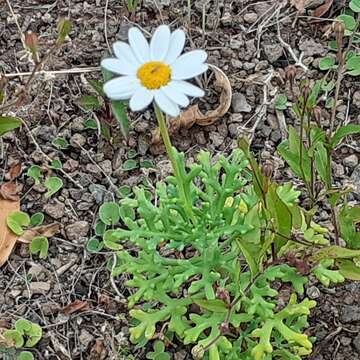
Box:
[1, 0, 360, 359]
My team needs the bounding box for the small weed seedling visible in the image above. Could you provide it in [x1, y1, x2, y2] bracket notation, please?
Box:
[77, 68, 129, 142]
[0, 319, 42, 360]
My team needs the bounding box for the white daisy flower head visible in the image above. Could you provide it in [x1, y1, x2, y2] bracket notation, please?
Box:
[101, 25, 208, 118]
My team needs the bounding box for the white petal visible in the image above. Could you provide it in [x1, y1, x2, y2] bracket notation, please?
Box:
[113, 41, 140, 67]
[103, 76, 140, 100]
[171, 80, 205, 97]
[164, 29, 186, 65]
[150, 25, 171, 61]
[171, 50, 208, 80]
[130, 87, 154, 111]
[101, 58, 137, 76]
[162, 82, 189, 107]
[128, 27, 150, 63]
[155, 90, 180, 117]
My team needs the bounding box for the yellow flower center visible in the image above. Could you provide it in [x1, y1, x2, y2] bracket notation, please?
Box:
[137, 61, 171, 90]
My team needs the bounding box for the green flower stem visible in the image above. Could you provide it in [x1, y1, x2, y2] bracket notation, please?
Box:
[154, 104, 195, 223]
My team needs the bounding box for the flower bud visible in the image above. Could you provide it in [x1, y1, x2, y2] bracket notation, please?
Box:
[302, 85, 310, 103]
[219, 322, 229, 335]
[216, 288, 230, 305]
[261, 163, 274, 179]
[332, 21, 345, 44]
[312, 106, 322, 127]
[25, 31, 38, 55]
[191, 345, 205, 360]
[285, 65, 296, 85]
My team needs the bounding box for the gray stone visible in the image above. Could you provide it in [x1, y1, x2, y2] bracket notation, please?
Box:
[79, 329, 93, 350]
[209, 132, 224, 147]
[99, 159, 113, 175]
[194, 131, 207, 145]
[89, 184, 106, 204]
[77, 202, 93, 211]
[134, 120, 150, 133]
[333, 163, 345, 177]
[244, 12, 258, 24]
[44, 203, 65, 219]
[343, 154, 358, 168]
[30, 281, 51, 294]
[353, 333, 360, 352]
[353, 91, 360, 108]
[86, 163, 101, 176]
[230, 38, 243, 49]
[255, 60, 268, 71]
[232, 93, 252, 113]
[65, 221, 89, 241]
[63, 159, 79, 172]
[340, 305, 360, 323]
[245, 39, 256, 55]
[243, 62, 255, 70]
[340, 337, 352, 346]
[231, 59, 243, 69]
[261, 126, 272, 138]
[138, 134, 149, 155]
[32, 125, 56, 141]
[306, 286, 321, 299]
[69, 189, 84, 200]
[263, 43, 283, 63]
[350, 164, 360, 196]
[270, 130, 282, 143]
[228, 123, 242, 138]
[299, 38, 326, 57]
[70, 133, 86, 148]
[70, 117, 85, 131]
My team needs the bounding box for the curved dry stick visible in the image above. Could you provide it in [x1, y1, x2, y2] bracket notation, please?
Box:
[151, 64, 232, 144]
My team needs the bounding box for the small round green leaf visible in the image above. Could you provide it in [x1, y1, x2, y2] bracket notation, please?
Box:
[336, 14, 356, 31]
[7, 211, 30, 235]
[83, 119, 98, 129]
[0, 116, 22, 136]
[350, 0, 360, 13]
[140, 160, 155, 169]
[274, 94, 288, 110]
[17, 351, 34, 360]
[95, 220, 107, 236]
[25, 323, 42, 347]
[118, 185, 132, 197]
[122, 159, 138, 171]
[30, 236, 49, 259]
[52, 137, 69, 149]
[27, 165, 42, 185]
[44, 177, 63, 198]
[3, 330, 24, 348]
[319, 57, 336, 70]
[99, 202, 120, 225]
[30, 212, 44, 226]
[86, 237, 104, 252]
[50, 159, 63, 169]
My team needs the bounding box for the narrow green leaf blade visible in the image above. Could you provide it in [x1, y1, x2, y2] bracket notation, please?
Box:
[111, 100, 129, 139]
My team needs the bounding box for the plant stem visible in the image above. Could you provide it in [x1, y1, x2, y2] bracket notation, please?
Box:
[299, 104, 314, 205]
[325, 15, 360, 244]
[154, 104, 195, 223]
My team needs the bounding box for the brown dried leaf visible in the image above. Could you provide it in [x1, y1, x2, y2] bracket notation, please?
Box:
[0, 199, 20, 267]
[9, 163, 22, 180]
[18, 223, 60, 244]
[151, 64, 232, 145]
[0, 182, 21, 201]
[313, 0, 333, 18]
[89, 339, 107, 360]
[61, 299, 91, 315]
[291, 0, 308, 13]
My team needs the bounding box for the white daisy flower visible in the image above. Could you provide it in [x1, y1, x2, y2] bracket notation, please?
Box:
[101, 25, 208, 118]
